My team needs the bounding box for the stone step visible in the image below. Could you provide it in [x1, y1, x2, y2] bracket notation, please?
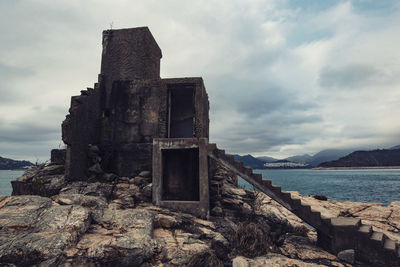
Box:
[233, 161, 243, 170]
[358, 224, 373, 236]
[252, 173, 262, 182]
[243, 167, 253, 177]
[298, 204, 311, 220]
[290, 197, 302, 209]
[330, 217, 361, 230]
[383, 239, 396, 253]
[216, 149, 226, 158]
[261, 179, 272, 187]
[320, 215, 331, 225]
[270, 185, 281, 194]
[309, 209, 322, 225]
[208, 143, 217, 152]
[280, 191, 292, 202]
[319, 215, 332, 234]
[225, 154, 235, 164]
[371, 231, 385, 244]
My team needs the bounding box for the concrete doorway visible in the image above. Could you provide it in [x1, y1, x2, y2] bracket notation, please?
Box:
[168, 85, 195, 138]
[162, 148, 199, 201]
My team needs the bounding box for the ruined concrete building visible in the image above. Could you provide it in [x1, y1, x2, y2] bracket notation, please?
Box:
[60, 27, 210, 217]
[52, 27, 399, 264]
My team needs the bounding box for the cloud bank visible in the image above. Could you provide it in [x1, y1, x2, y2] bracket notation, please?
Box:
[0, 0, 399, 161]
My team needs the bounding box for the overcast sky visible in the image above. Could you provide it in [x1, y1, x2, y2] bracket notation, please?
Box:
[0, 0, 399, 161]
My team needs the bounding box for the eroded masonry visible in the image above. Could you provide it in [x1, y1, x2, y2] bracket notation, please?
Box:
[51, 27, 399, 265]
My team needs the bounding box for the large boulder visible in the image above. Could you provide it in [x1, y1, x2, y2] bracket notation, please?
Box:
[232, 254, 337, 267]
[0, 195, 90, 266]
[65, 208, 158, 266]
[11, 165, 66, 197]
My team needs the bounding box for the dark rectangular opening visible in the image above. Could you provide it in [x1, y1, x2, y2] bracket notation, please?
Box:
[162, 148, 199, 201]
[168, 85, 195, 138]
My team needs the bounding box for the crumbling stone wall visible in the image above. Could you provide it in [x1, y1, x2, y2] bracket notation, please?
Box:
[62, 82, 102, 180]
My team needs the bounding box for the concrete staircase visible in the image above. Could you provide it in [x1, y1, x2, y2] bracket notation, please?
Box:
[207, 144, 400, 266]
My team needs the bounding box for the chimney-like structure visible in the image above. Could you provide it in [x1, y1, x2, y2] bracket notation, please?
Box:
[100, 27, 162, 108]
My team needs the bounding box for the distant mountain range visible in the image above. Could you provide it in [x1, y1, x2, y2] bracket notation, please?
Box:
[233, 144, 400, 169]
[255, 156, 278, 163]
[318, 149, 400, 168]
[0, 156, 33, 170]
[234, 154, 267, 169]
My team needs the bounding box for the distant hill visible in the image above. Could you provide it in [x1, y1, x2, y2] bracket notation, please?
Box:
[0, 156, 33, 170]
[389, 144, 400, 150]
[235, 148, 355, 168]
[256, 156, 278, 163]
[285, 154, 313, 164]
[280, 149, 355, 167]
[234, 145, 399, 169]
[306, 148, 356, 167]
[318, 149, 400, 167]
[233, 154, 266, 169]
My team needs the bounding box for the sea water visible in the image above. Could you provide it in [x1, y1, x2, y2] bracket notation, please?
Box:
[1, 169, 400, 205]
[238, 169, 400, 205]
[0, 170, 24, 196]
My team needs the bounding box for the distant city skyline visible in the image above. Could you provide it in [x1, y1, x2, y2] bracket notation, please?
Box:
[0, 0, 399, 161]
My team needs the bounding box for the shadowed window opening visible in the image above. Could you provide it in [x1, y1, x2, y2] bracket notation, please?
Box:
[103, 109, 111, 117]
[168, 85, 195, 138]
[162, 148, 199, 201]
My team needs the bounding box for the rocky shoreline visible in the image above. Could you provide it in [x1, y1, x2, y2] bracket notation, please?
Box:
[0, 163, 399, 266]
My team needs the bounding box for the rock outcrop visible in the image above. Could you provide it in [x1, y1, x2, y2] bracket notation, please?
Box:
[1, 163, 399, 266]
[11, 164, 66, 197]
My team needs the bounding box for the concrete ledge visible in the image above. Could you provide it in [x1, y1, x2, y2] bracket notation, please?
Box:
[152, 138, 209, 219]
[329, 217, 361, 254]
[331, 217, 361, 227]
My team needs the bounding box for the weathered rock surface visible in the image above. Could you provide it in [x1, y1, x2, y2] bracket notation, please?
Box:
[11, 164, 66, 197]
[2, 163, 399, 266]
[66, 208, 158, 266]
[232, 254, 336, 267]
[337, 249, 355, 264]
[0, 195, 90, 266]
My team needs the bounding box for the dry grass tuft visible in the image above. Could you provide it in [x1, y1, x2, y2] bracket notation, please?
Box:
[186, 250, 224, 267]
[230, 221, 272, 258]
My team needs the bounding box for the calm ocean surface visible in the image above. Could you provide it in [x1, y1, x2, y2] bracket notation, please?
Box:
[238, 169, 400, 205]
[1, 169, 400, 205]
[0, 170, 24, 196]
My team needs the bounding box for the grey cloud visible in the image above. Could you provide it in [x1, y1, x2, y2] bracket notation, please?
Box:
[0, 63, 34, 103]
[236, 94, 319, 120]
[0, 0, 399, 161]
[0, 105, 65, 144]
[0, 63, 33, 78]
[211, 109, 322, 155]
[318, 64, 392, 89]
[209, 76, 319, 119]
[207, 70, 322, 155]
[0, 121, 60, 143]
[0, 140, 57, 162]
